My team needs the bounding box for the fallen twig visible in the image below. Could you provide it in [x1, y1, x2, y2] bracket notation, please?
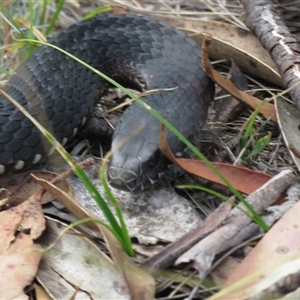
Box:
[175, 170, 295, 278]
[242, 0, 300, 108]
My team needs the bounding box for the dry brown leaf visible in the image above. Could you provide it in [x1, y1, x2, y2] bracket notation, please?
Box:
[220, 199, 300, 298]
[0, 170, 71, 206]
[159, 124, 286, 203]
[0, 232, 42, 300]
[101, 225, 155, 300]
[190, 31, 282, 88]
[32, 174, 102, 235]
[213, 58, 248, 123]
[0, 193, 45, 242]
[33, 175, 155, 300]
[202, 35, 277, 122]
[175, 159, 275, 195]
[153, 16, 278, 73]
[0, 195, 44, 299]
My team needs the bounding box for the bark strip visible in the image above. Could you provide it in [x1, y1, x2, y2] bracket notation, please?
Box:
[242, 0, 300, 108]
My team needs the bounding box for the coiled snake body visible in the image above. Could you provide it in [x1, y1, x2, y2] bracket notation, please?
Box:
[0, 14, 214, 192]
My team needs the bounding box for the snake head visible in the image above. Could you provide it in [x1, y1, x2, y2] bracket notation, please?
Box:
[107, 147, 168, 192]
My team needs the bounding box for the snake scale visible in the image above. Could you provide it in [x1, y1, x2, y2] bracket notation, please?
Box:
[0, 14, 215, 192]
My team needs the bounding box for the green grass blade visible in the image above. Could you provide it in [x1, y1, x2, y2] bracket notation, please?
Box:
[0, 66, 13, 77]
[240, 99, 270, 150]
[82, 5, 111, 20]
[177, 185, 251, 217]
[44, 0, 65, 37]
[28, 0, 34, 40]
[245, 133, 271, 160]
[39, 0, 50, 26]
[41, 132, 123, 239]
[0, 6, 35, 56]
[100, 162, 134, 256]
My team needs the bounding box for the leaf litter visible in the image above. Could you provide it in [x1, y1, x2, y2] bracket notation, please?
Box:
[2, 0, 300, 299]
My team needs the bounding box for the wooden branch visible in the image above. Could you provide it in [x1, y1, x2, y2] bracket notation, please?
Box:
[242, 0, 300, 108]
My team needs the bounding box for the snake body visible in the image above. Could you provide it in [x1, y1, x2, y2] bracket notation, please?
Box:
[0, 14, 214, 191]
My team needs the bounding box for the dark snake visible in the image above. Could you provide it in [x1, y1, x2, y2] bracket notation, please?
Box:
[0, 14, 215, 192]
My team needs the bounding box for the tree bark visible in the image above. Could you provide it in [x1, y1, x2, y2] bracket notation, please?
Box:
[242, 0, 300, 108]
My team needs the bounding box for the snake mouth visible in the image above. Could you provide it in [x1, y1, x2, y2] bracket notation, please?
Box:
[107, 164, 161, 192]
[106, 151, 169, 192]
[107, 166, 149, 192]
